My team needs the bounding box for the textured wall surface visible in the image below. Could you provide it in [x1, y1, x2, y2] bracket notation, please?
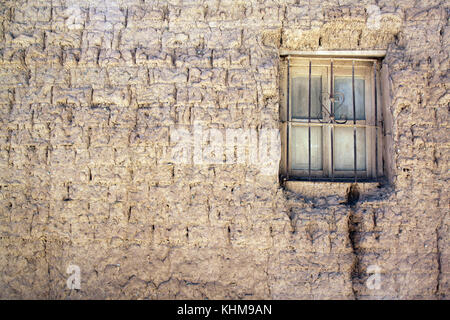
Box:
[0, 0, 448, 299]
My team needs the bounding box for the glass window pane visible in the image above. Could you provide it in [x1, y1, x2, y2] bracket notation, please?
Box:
[291, 76, 322, 119]
[334, 77, 365, 120]
[291, 126, 322, 170]
[334, 127, 366, 171]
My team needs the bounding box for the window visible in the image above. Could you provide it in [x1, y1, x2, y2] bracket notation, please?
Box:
[280, 56, 383, 182]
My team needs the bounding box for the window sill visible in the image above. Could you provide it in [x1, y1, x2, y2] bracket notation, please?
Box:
[282, 179, 384, 199]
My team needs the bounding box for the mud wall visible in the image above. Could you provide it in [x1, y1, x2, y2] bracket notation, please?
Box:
[0, 0, 448, 299]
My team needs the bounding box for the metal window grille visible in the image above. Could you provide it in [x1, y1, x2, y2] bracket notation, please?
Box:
[283, 57, 383, 182]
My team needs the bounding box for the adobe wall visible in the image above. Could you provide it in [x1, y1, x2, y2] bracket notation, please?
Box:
[0, 0, 448, 299]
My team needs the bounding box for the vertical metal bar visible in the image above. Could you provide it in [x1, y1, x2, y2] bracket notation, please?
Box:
[374, 61, 378, 179]
[286, 57, 290, 180]
[308, 60, 312, 180]
[330, 60, 334, 181]
[352, 60, 357, 182]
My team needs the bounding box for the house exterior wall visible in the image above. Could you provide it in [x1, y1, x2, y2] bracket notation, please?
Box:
[0, 0, 448, 299]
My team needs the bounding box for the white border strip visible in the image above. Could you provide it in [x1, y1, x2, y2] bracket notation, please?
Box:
[280, 50, 386, 58]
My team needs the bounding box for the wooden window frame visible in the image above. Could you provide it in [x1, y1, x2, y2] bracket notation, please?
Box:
[280, 56, 384, 182]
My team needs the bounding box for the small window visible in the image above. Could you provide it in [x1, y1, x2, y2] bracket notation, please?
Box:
[280, 56, 383, 182]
